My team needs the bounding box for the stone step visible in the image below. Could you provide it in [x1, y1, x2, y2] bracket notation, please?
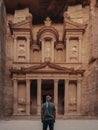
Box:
[4, 115, 98, 120]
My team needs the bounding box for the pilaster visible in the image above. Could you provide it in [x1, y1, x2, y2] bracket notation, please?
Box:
[26, 37, 30, 62]
[13, 79, 18, 115]
[66, 36, 70, 63]
[13, 36, 17, 61]
[77, 79, 82, 114]
[51, 40, 54, 62]
[42, 40, 45, 62]
[26, 79, 30, 115]
[79, 37, 82, 62]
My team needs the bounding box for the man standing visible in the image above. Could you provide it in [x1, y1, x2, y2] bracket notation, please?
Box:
[41, 95, 56, 130]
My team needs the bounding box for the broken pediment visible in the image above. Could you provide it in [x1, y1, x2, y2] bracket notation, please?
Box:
[13, 8, 32, 24]
[9, 8, 32, 34]
[9, 19, 32, 35]
[64, 15, 87, 32]
[9, 19, 32, 30]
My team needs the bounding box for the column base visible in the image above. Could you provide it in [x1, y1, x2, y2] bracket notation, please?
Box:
[13, 113, 30, 116]
[64, 112, 82, 116]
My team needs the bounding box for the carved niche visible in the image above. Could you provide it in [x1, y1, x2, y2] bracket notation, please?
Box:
[17, 81, 26, 114]
[68, 80, 77, 112]
[69, 37, 79, 62]
[17, 37, 27, 62]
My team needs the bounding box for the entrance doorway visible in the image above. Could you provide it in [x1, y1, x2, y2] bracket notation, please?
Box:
[58, 80, 64, 115]
[42, 79, 54, 103]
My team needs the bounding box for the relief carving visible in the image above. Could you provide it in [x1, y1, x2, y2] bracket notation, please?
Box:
[68, 82, 77, 112]
[70, 40, 79, 62]
[18, 98, 26, 113]
[17, 39, 27, 61]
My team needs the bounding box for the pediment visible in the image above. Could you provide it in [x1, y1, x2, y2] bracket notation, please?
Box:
[24, 62, 74, 72]
[10, 62, 85, 75]
[10, 19, 32, 30]
[65, 19, 87, 31]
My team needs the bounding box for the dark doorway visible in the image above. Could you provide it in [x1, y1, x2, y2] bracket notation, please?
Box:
[30, 80, 37, 115]
[42, 79, 54, 104]
[58, 80, 64, 115]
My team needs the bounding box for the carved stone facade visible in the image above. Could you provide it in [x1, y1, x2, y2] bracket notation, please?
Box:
[0, 0, 98, 118]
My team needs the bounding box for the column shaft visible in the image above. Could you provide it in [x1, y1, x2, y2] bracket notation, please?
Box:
[66, 37, 70, 63]
[42, 41, 45, 62]
[79, 37, 82, 62]
[13, 79, 18, 115]
[77, 80, 81, 114]
[37, 79, 42, 115]
[54, 79, 58, 115]
[14, 37, 17, 61]
[51, 40, 54, 62]
[26, 79, 30, 115]
[64, 79, 69, 115]
[27, 38, 30, 62]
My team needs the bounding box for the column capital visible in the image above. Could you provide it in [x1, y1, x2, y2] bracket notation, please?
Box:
[79, 36, 82, 40]
[65, 79, 69, 82]
[54, 79, 59, 83]
[25, 35, 31, 39]
[12, 35, 17, 39]
[78, 78, 82, 83]
[26, 79, 30, 81]
[37, 79, 42, 82]
[66, 35, 70, 40]
[13, 78, 17, 81]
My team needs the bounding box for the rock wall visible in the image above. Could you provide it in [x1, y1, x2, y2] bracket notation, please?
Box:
[0, 0, 6, 118]
[85, 1, 98, 115]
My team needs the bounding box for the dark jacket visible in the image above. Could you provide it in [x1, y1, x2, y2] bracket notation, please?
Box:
[41, 102, 56, 122]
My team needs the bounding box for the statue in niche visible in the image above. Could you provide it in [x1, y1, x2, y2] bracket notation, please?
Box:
[18, 98, 26, 113]
[45, 41, 51, 57]
[18, 39, 26, 60]
[69, 83, 77, 111]
[71, 46, 78, 56]
[70, 45, 78, 62]
[19, 45, 25, 55]
[46, 46, 50, 57]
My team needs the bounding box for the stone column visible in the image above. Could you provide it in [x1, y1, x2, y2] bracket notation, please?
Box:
[66, 36, 70, 63]
[64, 79, 69, 115]
[37, 79, 42, 115]
[51, 40, 54, 62]
[26, 79, 30, 115]
[54, 79, 58, 115]
[42, 40, 45, 62]
[13, 79, 18, 115]
[79, 37, 82, 62]
[13, 36, 17, 61]
[26, 37, 30, 62]
[77, 79, 82, 114]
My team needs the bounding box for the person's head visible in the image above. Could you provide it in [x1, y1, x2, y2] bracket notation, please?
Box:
[46, 95, 51, 102]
